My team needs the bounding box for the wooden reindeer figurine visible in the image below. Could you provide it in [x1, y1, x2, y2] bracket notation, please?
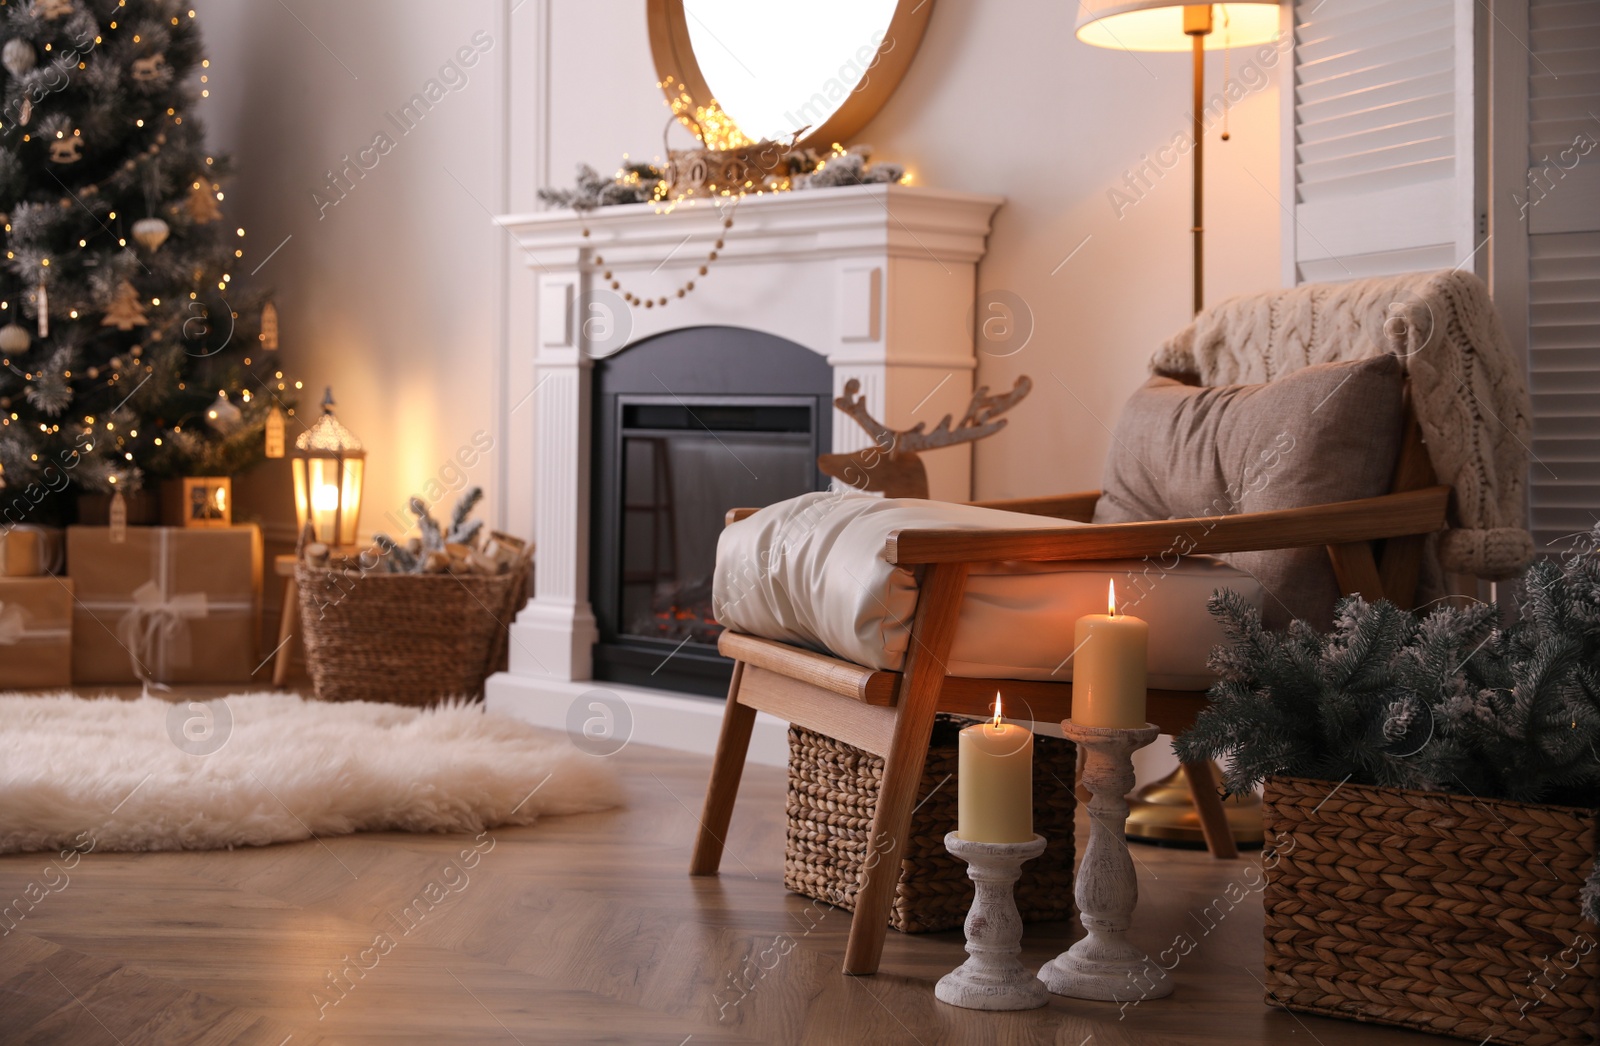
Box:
[818, 375, 1032, 498]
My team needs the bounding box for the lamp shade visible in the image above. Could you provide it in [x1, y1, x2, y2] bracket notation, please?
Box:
[1076, 1, 1281, 52]
[292, 388, 366, 548]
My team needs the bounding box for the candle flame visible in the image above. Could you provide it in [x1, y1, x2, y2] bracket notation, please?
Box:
[992, 692, 1003, 729]
[1108, 579, 1117, 617]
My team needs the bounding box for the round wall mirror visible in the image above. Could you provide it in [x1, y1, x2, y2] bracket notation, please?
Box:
[646, 0, 934, 150]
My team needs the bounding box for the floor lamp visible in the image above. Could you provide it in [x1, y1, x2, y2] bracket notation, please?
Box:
[1074, 1, 1281, 849]
[1075, 0, 1281, 314]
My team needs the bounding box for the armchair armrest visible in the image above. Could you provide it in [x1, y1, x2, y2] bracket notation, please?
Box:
[968, 490, 1101, 522]
[885, 486, 1451, 565]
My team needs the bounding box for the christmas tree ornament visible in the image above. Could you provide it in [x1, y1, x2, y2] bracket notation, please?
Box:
[108, 488, 127, 544]
[48, 136, 83, 164]
[129, 53, 168, 83]
[35, 282, 47, 337]
[186, 180, 222, 223]
[0, 322, 30, 354]
[258, 301, 279, 350]
[131, 217, 170, 252]
[264, 404, 286, 458]
[17, 97, 30, 126]
[2, 39, 36, 77]
[32, 0, 73, 20]
[100, 281, 149, 330]
[204, 390, 243, 434]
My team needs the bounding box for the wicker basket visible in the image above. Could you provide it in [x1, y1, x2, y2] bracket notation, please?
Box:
[295, 562, 530, 705]
[1262, 775, 1600, 1045]
[785, 715, 1076, 934]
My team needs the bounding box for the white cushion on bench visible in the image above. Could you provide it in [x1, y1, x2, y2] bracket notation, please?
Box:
[712, 491, 1264, 692]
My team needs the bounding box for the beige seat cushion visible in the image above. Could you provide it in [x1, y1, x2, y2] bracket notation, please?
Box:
[713, 492, 1264, 692]
[1093, 355, 1406, 629]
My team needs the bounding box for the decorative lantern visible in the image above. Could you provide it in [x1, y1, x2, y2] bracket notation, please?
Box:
[292, 388, 365, 547]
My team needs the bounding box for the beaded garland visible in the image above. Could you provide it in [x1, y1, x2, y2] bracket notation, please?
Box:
[582, 210, 735, 309]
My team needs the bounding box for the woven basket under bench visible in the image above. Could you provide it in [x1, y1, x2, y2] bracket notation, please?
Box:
[1262, 776, 1600, 1045]
[784, 715, 1076, 934]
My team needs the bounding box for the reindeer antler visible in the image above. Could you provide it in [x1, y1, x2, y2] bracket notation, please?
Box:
[894, 375, 1033, 453]
[834, 379, 897, 449]
[822, 375, 1032, 498]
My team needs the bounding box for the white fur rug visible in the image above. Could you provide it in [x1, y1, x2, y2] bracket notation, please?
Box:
[0, 693, 622, 854]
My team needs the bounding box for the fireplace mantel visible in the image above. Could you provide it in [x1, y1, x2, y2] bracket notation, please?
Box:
[485, 184, 1002, 764]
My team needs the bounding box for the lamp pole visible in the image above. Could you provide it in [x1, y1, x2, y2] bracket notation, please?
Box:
[1185, 4, 1213, 316]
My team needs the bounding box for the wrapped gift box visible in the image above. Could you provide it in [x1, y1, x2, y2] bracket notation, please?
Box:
[1, 525, 65, 577]
[0, 577, 73, 689]
[67, 525, 262, 684]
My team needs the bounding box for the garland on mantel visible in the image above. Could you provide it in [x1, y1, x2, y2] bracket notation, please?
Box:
[537, 146, 906, 309]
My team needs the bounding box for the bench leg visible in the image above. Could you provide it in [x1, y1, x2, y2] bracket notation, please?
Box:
[691, 662, 754, 876]
[1182, 759, 1239, 860]
[843, 563, 969, 976]
[272, 575, 299, 688]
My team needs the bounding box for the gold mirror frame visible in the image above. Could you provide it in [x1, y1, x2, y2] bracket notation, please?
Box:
[646, 0, 935, 151]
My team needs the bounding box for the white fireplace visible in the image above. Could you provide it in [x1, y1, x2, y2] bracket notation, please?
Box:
[485, 184, 1002, 764]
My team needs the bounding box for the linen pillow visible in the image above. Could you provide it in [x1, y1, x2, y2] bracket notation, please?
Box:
[1091, 355, 1407, 629]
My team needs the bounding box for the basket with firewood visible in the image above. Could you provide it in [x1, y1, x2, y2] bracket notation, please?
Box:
[295, 487, 532, 706]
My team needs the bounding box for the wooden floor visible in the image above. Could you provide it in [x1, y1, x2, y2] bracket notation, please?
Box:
[0, 727, 1442, 1046]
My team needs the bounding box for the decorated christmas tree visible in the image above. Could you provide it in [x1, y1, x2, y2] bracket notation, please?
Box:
[0, 0, 288, 524]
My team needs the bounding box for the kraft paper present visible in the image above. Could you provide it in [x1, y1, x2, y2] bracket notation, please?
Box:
[0, 525, 67, 576]
[0, 576, 73, 689]
[67, 525, 262, 684]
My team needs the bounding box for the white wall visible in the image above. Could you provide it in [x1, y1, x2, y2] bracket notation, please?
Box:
[194, 0, 510, 540]
[197, 0, 1281, 536]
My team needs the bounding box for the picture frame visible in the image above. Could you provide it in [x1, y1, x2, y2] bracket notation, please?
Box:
[177, 476, 232, 528]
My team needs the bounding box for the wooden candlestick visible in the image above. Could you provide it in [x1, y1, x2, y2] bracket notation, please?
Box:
[934, 832, 1049, 1011]
[1038, 721, 1172, 1002]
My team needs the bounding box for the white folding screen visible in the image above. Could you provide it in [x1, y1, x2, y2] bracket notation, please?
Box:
[1282, 0, 1481, 283]
[1521, 0, 1600, 552]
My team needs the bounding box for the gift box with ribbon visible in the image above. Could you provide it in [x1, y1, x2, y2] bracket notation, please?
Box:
[67, 525, 262, 684]
[1, 525, 65, 577]
[0, 576, 73, 688]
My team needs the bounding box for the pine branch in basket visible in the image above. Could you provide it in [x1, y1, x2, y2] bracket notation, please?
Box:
[1175, 523, 1600, 921]
[301, 486, 529, 578]
[446, 487, 484, 546]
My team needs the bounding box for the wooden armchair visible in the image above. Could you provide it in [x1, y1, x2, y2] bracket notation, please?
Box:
[691, 419, 1448, 977]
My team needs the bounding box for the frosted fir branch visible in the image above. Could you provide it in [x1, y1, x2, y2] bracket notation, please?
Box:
[1180, 523, 1600, 813]
[410, 495, 443, 553]
[447, 485, 483, 537]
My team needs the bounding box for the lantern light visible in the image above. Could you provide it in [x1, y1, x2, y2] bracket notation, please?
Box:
[291, 387, 365, 547]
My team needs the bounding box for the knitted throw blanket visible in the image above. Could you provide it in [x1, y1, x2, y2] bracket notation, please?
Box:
[1150, 270, 1533, 578]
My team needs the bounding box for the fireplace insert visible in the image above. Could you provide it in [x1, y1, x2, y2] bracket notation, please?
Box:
[590, 327, 832, 695]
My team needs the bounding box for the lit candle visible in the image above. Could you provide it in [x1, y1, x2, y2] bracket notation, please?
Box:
[1070, 580, 1148, 728]
[957, 694, 1034, 843]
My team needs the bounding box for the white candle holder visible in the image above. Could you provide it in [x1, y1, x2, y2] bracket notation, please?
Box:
[1038, 721, 1173, 1003]
[934, 832, 1049, 1011]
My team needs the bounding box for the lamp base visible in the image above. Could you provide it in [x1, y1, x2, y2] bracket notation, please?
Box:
[1124, 765, 1263, 849]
